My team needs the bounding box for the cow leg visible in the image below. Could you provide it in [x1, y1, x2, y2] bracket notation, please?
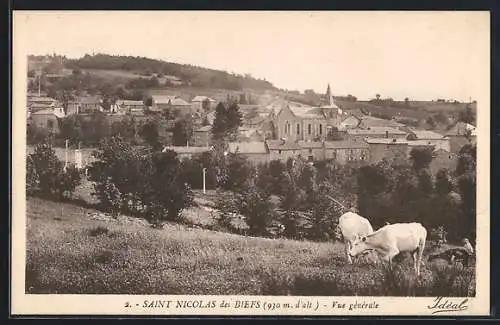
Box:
[383, 249, 399, 271]
[345, 241, 353, 264]
[416, 240, 425, 276]
[412, 251, 418, 274]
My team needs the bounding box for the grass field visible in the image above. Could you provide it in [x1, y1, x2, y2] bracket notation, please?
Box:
[25, 197, 476, 296]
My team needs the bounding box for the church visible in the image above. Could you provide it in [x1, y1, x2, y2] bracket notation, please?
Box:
[272, 84, 344, 142]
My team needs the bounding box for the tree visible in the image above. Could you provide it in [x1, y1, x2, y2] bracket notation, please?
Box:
[172, 118, 194, 146]
[238, 186, 275, 236]
[202, 98, 211, 112]
[458, 104, 475, 124]
[435, 169, 453, 195]
[409, 147, 434, 171]
[426, 116, 436, 129]
[139, 120, 162, 150]
[28, 143, 81, 199]
[223, 153, 254, 192]
[307, 181, 338, 241]
[211, 101, 242, 141]
[278, 174, 306, 239]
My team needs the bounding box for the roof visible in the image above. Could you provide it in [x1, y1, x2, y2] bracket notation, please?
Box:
[195, 125, 212, 132]
[347, 127, 407, 136]
[162, 146, 211, 155]
[324, 139, 369, 149]
[359, 116, 404, 128]
[298, 141, 323, 149]
[31, 108, 65, 118]
[407, 140, 437, 147]
[29, 102, 54, 109]
[31, 109, 55, 115]
[120, 100, 144, 106]
[27, 96, 57, 103]
[228, 141, 267, 154]
[152, 95, 190, 106]
[445, 122, 477, 136]
[170, 97, 191, 106]
[288, 105, 325, 119]
[79, 96, 102, 104]
[265, 140, 301, 151]
[152, 95, 177, 104]
[191, 96, 216, 102]
[408, 129, 446, 140]
[365, 138, 409, 145]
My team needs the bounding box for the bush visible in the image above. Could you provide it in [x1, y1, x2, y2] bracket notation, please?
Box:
[214, 192, 239, 230]
[238, 187, 275, 236]
[26, 155, 38, 196]
[89, 139, 193, 227]
[28, 143, 81, 199]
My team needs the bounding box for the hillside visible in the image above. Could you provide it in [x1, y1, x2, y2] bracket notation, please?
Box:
[29, 54, 276, 92]
[26, 197, 475, 296]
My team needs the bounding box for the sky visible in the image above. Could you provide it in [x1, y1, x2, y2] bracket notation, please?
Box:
[14, 11, 490, 101]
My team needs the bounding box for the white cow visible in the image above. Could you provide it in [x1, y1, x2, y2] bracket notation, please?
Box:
[336, 212, 374, 264]
[348, 222, 427, 276]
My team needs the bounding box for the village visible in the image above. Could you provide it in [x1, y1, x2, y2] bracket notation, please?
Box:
[26, 75, 477, 176]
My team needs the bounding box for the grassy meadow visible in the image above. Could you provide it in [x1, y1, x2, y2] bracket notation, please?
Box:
[26, 196, 476, 296]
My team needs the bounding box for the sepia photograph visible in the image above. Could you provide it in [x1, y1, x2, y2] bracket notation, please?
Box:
[11, 11, 490, 316]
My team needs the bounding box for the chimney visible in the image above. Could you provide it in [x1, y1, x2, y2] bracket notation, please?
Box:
[385, 130, 389, 138]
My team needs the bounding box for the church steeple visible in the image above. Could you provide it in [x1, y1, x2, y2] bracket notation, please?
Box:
[326, 83, 333, 106]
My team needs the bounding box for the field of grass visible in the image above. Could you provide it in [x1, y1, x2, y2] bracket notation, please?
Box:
[26, 197, 476, 296]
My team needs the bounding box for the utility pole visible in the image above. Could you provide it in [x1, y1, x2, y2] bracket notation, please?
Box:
[37, 68, 41, 97]
[64, 139, 69, 170]
[202, 168, 207, 194]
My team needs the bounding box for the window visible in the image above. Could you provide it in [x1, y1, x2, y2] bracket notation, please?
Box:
[308, 124, 312, 135]
[319, 124, 323, 135]
[278, 150, 282, 154]
[47, 120, 54, 130]
[296, 123, 300, 135]
[308, 148, 312, 154]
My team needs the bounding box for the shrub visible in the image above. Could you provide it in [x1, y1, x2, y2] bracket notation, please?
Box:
[89, 226, 110, 237]
[53, 164, 82, 199]
[214, 191, 239, 230]
[238, 186, 275, 236]
[28, 143, 81, 199]
[26, 155, 38, 195]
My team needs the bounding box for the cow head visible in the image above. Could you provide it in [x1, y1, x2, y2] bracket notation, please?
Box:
[348, 235, 369, 257]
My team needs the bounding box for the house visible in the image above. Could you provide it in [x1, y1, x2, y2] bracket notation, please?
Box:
[324, 139, 370, 165]
[151, 95, 192, 117]
[65, 101, 80, 115]
[265, 139, 301, 163]
[346, 126, 408, 141]
[29, 107, 65, 134]
[161, 145, 212, 160]
[78, 96, 103, 113]
[27, 96, 59, 112]
[192, 125, 212, 147]
[117, 100, 146, 114]
[237, 127, 265, 142]
[365, 138, 410, 165]
[191, 96, 217, 111]
[444, 122, 477, 153]
[406, 129, 451, 152]
[298, 140, 324, 162]
[228, 141, 269, 165]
